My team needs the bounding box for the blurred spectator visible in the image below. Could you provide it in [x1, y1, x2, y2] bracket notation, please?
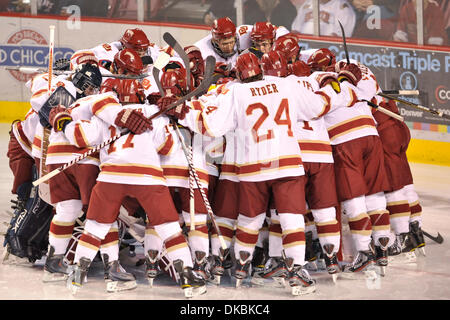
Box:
[393, 0, 447, 46]
[440, 0, 450, 45]
[204, 0, 237, 25]
[0, 0, 10, 11]
[37, 0, 57, 14]
[351, 0, 401, 40]
[244, 0, 270, 24]
[56, 0, 109, 17]
[269, 0, 298, 30]
[291, 0, 356, 37]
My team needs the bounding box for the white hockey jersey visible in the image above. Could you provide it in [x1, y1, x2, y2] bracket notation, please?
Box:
[180, 74, 360, 182]
[11, 108, 39, 157]
[321, 60, 381, 145]
[194, 34, 239, 68]
[291, 0, 356, 37]
[46, 92, 123, 166]
[64, 104, 173, 186]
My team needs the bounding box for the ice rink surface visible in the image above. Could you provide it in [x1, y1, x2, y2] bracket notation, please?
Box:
[0, 122, 449, 306]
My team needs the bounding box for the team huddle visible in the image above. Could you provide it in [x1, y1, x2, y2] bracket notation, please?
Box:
[4, 17, 427, 298]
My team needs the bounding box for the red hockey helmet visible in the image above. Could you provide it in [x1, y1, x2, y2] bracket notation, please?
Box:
[211, 17, 236, 40]
[307, 48, 336, 71]
[272, 35, 300, 63]
[288, 60, 312, 77]
[101, 78, 145, 104]
[161, 67, 194, 96]
[251, 22, 276, 42]
[235, 52, 262, 82]
[120, 28, 150, 52]
[184, 45, 205, 76]
[114, 48, 144, 75]
[261, 50, 288, 77]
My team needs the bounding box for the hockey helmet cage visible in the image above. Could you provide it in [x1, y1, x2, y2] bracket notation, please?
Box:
[72, 63, 103, 96]
[261, 50, 289, 77]
[120, 28, 150, 51]
[307, 48, 336, 71]
[114, 48, 144, 75]
[235, 52, 262, 82]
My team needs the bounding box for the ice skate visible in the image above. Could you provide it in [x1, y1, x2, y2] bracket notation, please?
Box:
[340, 246, 377, 280]
[193, 251, 210, 281]
[388, 232, 417, 264]
[209, 248, 231, 285]
[250, 246, 268, 286]
[67, 257, 91, 294]
[173, 259, 207, 298]
[410, 221, 426, 256]
[43, 246, 71, 282]
[234, 251, 251, 288]
[322, 244, 340, 283]
[252, 256, 288, 287]
[374, 237, 389, 276]
[285, 257, 316, 296]
[102, 254, 137, 293]
[145, 250, 160, 287]
[313, 239, 327, 270]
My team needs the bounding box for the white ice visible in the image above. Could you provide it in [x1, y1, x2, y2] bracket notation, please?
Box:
[0, 123, 449, 300]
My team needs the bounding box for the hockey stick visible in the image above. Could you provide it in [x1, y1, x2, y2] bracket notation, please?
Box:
[382, 90, 420, 96]
[377, 92, 450, 120]
[338, 21, 350, 65]
[422, 230, 444, 244]
[163, 32, 191, 92]
[4, 66, 150, 79]
[362, 99, 404, 122]
[32, 56, 217, 187]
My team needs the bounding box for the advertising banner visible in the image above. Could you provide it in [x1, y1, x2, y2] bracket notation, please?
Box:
[299, 39, 450, 126]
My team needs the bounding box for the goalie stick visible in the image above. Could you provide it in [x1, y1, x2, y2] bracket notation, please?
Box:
[32, 55, 217, 187]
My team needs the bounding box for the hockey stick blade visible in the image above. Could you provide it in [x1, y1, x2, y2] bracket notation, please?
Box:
[422, 230, 444, 244]
[163, 32, 191, 91]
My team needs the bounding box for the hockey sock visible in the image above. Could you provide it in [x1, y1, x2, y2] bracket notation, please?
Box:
[268, 209, 283, 257]
[403, 184, 423, 226]
[385, 189, 411, 234]
[49, 199, 83, 254]
[234, 213, 266, 260]
[182, 212, 209, 255]
[155, 221, 193, 268]
[311, 207, 340, 253]
[144, 226, 164, 256]
[365, 192, 391, 245]
[278, 213, 306, 266]
[342, 195, 373, 252]
[74, 232, 102, 264]
[99, 222, 119, 262]
[210, 216, 235, 256]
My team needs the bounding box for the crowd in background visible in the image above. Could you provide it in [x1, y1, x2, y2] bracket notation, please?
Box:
[1, 0, 449, 45]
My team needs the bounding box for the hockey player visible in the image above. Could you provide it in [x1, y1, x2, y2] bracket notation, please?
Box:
[318, 58, 392, 278]
[160, 52, 367, 295]
[257, 50, 341, 283]
[237, 22, 290, 57]
[370, 97, 426, 263]
[272, 34, 301, 64]
[153, 67, 212, 281]
[195, 17, 240, 67]
[57, 79, 206, 298]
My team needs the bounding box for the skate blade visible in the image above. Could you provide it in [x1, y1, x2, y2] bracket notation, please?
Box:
[340, 267, 377, 280]
[235, 278, 244, 288]
[42, 271, 69, 283]
[375, 265, 386, 277]
[331, 273, 338, 284]
[106, 280, 137, 293]
[418, 247, 426, 256]
[67, 281, 82, 295]
[147, 277, 155, 287]
[291, 284, 316, 296]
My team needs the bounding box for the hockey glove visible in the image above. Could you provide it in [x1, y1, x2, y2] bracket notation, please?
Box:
[147, 92, 162, 105]
[48, 105, 73, 132]
[337, 63, 362, 86]
[114, 108, 153, 134]
[316, 73, 341, 93]
[156, 95, 190, 120]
